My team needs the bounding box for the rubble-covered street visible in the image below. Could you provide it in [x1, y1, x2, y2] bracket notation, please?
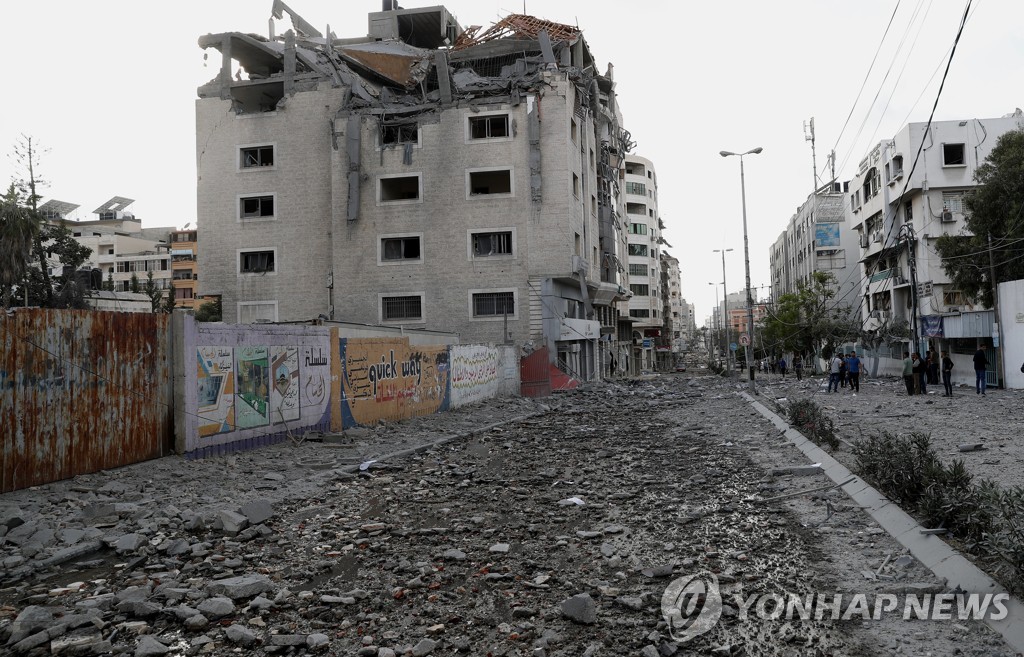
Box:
[0, 374, 1017, 656]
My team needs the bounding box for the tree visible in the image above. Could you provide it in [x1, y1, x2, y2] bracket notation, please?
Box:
[194, 296, 222, 322]
[761, 271, 860, 373]
[12, 135, 54, 305]
[859, 317, 912, 378]
[130, 272, 141, 294]
[934, 129, 1024, 308]
[0, 184, 41, 308]
[144, 271, 163, 312]
[163, 280, 177, 313]
[104, 272, 114, 291]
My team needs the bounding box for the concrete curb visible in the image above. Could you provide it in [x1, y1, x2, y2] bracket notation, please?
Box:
[740, 391, 1024, 651]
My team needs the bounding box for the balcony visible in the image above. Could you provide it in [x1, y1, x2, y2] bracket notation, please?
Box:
[869, 267, 901, 284]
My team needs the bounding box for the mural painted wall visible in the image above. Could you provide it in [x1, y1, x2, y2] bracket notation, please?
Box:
[179, 316, 334, 457]
[450, 344, 502, 408]
[333, 337, 451, 430]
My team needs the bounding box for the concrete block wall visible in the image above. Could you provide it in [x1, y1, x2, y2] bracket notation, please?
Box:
[196, 87, 341, 324]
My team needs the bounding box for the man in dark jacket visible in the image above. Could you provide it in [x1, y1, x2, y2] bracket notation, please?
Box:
[974, 344, 990, 395]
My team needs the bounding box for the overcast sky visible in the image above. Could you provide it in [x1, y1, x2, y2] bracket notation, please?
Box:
[4, 1, 1022, 323]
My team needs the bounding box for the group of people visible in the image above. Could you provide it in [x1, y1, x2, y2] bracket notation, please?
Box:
[762, 355, 804, 380]
[900, 350, 953, 396]
[826, 351, 862, 393]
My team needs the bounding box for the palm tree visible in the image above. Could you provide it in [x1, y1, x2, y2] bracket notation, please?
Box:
[0, 184, 41, 307]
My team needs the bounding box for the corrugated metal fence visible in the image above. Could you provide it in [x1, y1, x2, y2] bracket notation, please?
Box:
[0, 309, 172, 493]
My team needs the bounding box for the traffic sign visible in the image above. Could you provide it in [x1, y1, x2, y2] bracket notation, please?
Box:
[739, 334, 750, 346]
[730, 342, 738, 351]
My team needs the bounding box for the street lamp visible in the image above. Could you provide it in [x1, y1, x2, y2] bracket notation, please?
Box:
[720, 146, 763, 394]
[713, 248, 734, 378]
[708, 282, 723, 371]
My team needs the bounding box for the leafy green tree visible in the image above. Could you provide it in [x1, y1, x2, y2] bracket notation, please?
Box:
[761, 271, 859, 373]
[194, 296, 222, 322]
[935, 129, 1024, 307]
[0, 184, 41, 307]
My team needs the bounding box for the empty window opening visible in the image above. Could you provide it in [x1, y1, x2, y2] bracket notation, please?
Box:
[625, 162, 645, 176]
[626, 203, 647, 215]
[241, 195, 274, 218]
[381, 123, 418, 146]
[380, 176, 420, 201]
[383, 295, 422, 321]
[472, 231, 513, 257]
[240, 250, 275, 273]
[628, 244, 648, 257]
[469, 115, 509, 139]
[630, 284, 649, 296]
[241, 146, 274, 168]
[943, 143, 966, 166]
[381, 236, 421, 261]
[629, 309, 650, 318]
[469, 170, 511, 195]
[473, 291, 515, 317]
[572, 173, 580, 197]
[570, 119, 578, 143]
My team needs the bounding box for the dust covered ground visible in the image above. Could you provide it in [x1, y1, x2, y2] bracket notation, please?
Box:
[0, 373, 1016, 656]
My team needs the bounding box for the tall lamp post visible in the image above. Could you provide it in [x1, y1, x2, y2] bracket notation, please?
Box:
[708, 282, 724, 371]
[720, 147, 763, 393]
[713, 248, 734, 378]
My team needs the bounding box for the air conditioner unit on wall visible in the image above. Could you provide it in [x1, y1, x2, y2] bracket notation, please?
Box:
[941, 210, 955, 222]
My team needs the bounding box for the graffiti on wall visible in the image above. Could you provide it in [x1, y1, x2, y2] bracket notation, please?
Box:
[197, 347, 235, 437]
[450, 344, 501, 408]
[235, 346, 270, 428]
[271, 346, 300, 423]
[335, 338, 450, 429]
[300, 346, 329, 409]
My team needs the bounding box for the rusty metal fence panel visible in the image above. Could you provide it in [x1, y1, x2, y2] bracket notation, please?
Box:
[0, 309, 172, 493]
[520, 346, 552, 398]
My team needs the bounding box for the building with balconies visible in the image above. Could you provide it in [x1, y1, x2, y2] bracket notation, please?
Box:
[623, 154, 662, 372]
[851, 112, 1024, 383]
[169, 229, 199, 309]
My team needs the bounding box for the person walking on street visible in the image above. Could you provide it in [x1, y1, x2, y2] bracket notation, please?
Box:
[847, 351, 861, 394]
[974, 344, 990, 395]
[941, 351, 954, 396]
[912, 352, 926, 395]
[928, 350, 940, 385]
[793, 354, 803, 381]
[778, 356, 787, 379]
[902, 352, 915, 395]
[827, 353, 842, 392]
[839, 353, 848, 388]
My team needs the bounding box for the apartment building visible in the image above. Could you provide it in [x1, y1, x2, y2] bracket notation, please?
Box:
[623, 155, 662, 372]
[196, 5, 632, 381]
[769, 181, 857, 315]
[851, 112, 1024, 381]
[40, 197, 173, 298]
[169, 229, 199, 309]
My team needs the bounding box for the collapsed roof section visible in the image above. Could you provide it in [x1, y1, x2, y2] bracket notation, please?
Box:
[197, 2, 604, 116]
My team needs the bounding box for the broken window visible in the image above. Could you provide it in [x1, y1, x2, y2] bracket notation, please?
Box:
[381, 123, 419, 146]
[942, 143, 966, 166]
[626, 203, 647, 215]
[382, 295, 422, 321]
[239, 250, 275, 273]
[240, 195, 274, 218]
[469, 115, 509, 140]
[629, 309, 650, 318]
[380, 175, 421, 202]
[472, 231, 514, 257]
[630, 284, 649, 296]
[625, 162, 645, 176]
[241, 145, 274, 168]
[381, 236, 421, 261]
[628, 244, 648, 257]
[472, 291, 515, 317]
[469, 170, 512, 196]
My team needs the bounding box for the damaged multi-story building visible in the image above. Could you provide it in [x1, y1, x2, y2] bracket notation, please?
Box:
[195, 1, 635, 381]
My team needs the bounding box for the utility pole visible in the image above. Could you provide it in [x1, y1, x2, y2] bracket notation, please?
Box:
[987, 232, 1003, 387]
[901, 224, 924, 356]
